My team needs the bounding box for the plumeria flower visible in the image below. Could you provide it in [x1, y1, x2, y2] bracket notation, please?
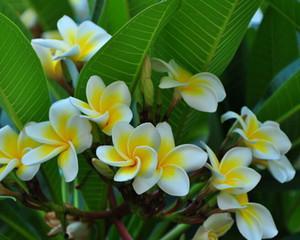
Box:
[217, 192, 278, 240]
[96, 122, 160, 183]
[31, 15, 111, 62]
[222, 106, 295, 183]
[192, 213, 233, 240]
[22, 99, 92, 182]
[20, 8, 37, 29]
[70, 75, 132, 135]
[205, 145, 261, 194]
[151, 58, 226, 112]
[132, 122, 207, 196]
[0, 126, 40, 181]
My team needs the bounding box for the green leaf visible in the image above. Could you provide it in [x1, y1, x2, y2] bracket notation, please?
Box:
[28, 0, 73, 30]
[98, 0, 130, 34]
[128, 0, 158, 16]
[75, 0, 180, 98]
[0, 13, 50, 129]
[246, 6, 298, 106]
[257, 60, 300, 149]
[0, 0, 31, 38]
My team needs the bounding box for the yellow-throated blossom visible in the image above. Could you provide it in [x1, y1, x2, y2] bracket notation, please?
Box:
[133, 122, 207, 196]
[31, 15, 111, 62]
[151, 58, 226, 112]
[217, 192, 278, 240]
[222, 106, 295, 183]
[0, 126, 40, 181]
[22, 99, 92, 182]
[96, 122, 160, 182]
[192, 213, 233, 240]
[70, 75, 132, 135]
[205, 145, 261, 194]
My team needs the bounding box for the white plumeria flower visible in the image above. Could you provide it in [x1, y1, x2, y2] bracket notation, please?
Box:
[132, 122, 207, 196]
[151, 58, 226, 112]
[96, 122, 160, 182]
[70, 75, 132, 135]
[222, 106, 291, 160]
[217, 192, 278, 240]
[192, 213, 234, 240]
[205, 145, 261, 194]
[32, 15, 111, 62]
[22, 99, 92, 182]
[20, 8, 37, 29]
[0, 126, 40, 181]
[70, 0, 90, 21]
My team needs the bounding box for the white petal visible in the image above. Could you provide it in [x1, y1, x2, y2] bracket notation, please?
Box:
[57, 143, 78, 182]
[114, 160, 141, 182]
[84, 111, 109, 127]
[112, 122, 134, 159]
[151, 58, 174, 73]
[16, 164, 40, 181]
[217, 192, 244, 210]
[69, 97, 98, 116]
[236, 210, 262, 240]
[161, 144, 207, 172]
[202, 143, 220, 170]
[191, 72, 226, 102]
[180, 86, 218, 112]
[247, 139, 281, 160]
[158, 165, 189, 196]
[57, 15, 77, 43]
[0, 126, 18, 157]
[268, 155, 296, 183]
[31, 39, 69, 51]
[134, 146, 157, 177]
[25, 122, 63, 145]
[53, 45, 80, 60]
[159, 76, 186, 89]
[132, 169, 162, 195]
[0, 159, 18, 181]
[203, 213, 234, 237]
[156, 122, 175, 161]
[96, 145, 132, 167]
[22, 145, 66, 165]
[86, 75, 105, 110]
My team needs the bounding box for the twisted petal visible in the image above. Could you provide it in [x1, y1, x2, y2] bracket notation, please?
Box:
[18, 129, 40, 153]
[0, 159, 18, 181]
[96, 146, 132, 167]
[132, 169, 162, 195]
[114, 160, 141, 182]
[69, 97, 98, 116]
[203, 213, 234, 237]
[102, 104, 133, 135]
[53, 45, 80, 60]
[159, 76, 186, 89]
[191, 73, 226, 102]
[241, 106, 260, 133]
[219, 147, 252, 174]
[112, 122, 134, 158]
[151, 58, 175, 74]
[31, 39, 69, 51]
[268, 155, 295, 183]
[86, 75, 105, 110]
[0, 126, 18, 157]
[57, 15, 77, 44]
[22, 145, 66, 165]
[16, 164, 40, 181]
[25, 122, 63, 145]
[100, 81, 131, 112]
[203, 143, 220, 170]
[161, 144, 207, 172]
[180, 86, 218, 112]
[217, 192, 244, 210]
[248, 140, 281, 160]
[134, 146, 157, 177]
[57, 143, 78, 182]
[156, 122, 175, 160]
[158, 165, 189, 196]
[128, 123, 160, 152]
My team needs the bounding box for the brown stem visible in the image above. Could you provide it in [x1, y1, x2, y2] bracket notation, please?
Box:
[163, 92, 181, 121]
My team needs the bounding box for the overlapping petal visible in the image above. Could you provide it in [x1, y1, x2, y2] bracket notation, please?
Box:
[156, 122, 175, 161]
[134, 146, 157, 177]
[268, 155, 295, 183]
[114, 160, 141, 182]
[57, 143, 78, 182]
[16, 164, 40, 181]
[96, 146, 132, 167]
[132, 169, 162, 195]
[0, 159, 18, 181]
[0, 126, 18, 157]
[86, 75, 105, 110]
[112, 122, 134, 158]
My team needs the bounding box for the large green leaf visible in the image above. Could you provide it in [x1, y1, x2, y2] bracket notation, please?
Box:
[257, 60, 300, 149]
[28, 0, 73, 30]
[75, 0, 180, 98]
[128, 0, 158, 16]
[0, 0, 31, 38]
[246, 7, 298, 106]
[0, 13, 50, 129]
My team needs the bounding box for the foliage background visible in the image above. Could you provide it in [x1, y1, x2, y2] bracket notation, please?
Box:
[0, 0, 299, 239]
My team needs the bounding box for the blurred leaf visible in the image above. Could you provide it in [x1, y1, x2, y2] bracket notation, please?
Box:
[28, 0, 73, 30]
[4, 0, 29, 13]
[0, 14, 50, 129]
[257, 60, 300, 150]
[0, 196, 16, 202]
[75, 0, 180, 98]
[98, 0, 130, 34]
[246, 6, 298, 106]
[128, 0, 158, 16]
[0, 0, 31, 38]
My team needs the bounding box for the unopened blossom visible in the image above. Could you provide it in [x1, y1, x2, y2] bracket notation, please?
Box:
[133, 122, 207, 196]
[222, 106, 295, 183]
[192, 213, 233, 240]
[20, 8, 37, 29]
[151, 58, 226, 112]
[32, 15, 111, 62]
[70, 75, 132, 135]
[22, 99, 92, 182]
[0, 126, 40, 181]
[217, 192, 278, 240]
[205, 145, 261, 194]
[96, 122, 160, 182]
